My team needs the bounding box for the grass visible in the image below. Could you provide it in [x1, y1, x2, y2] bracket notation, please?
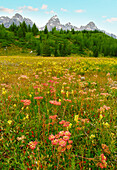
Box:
[0, 56, 117, 169]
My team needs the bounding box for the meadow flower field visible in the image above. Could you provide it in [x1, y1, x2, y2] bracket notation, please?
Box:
[0, 56, 117, 169]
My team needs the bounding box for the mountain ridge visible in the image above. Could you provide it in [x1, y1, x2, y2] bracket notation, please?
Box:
[0, 13, 117, 39]
[0, 13, 33, 28]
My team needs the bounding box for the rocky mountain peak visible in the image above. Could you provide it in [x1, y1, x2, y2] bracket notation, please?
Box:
[65, 22, 72, 26]
[48, 15, 60, 25]
[86, 22, 97, 29]
[12, 13, 23, 22]
[0, 13, 33, 28]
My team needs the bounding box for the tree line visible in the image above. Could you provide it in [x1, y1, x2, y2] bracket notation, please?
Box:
[0, 22, 117, 57]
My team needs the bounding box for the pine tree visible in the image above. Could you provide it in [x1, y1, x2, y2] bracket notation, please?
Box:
[44, 25, 48, 34]
[32, 23, 38, 36]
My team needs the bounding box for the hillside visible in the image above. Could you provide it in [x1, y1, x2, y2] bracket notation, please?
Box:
[0, 23, 117, 57]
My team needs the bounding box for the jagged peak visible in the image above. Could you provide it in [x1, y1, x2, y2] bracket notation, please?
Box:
[65, 22, 72, 26]
[13, 13, 23, 18]
[12, 13, 23, 22]
[86, 21, 96, 27]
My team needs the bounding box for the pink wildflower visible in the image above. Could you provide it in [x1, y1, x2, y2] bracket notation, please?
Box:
[68, 140, 73, 144]
[64, 131, 71, 136]
[63, 122, 70, 127]
[67, 144, 72, 150]
[34, 96, 43, 100]
[59, 120, 65, 124]
[49, 115, 57, 120]
[51, 139, 59, 145]
[59, 131, 65, 136]
[59, 139, 67, 147]
[21, 99, 31, 106]
[49, 100, 61, 106]
[49, 134, 55, 141]
[28, 141, 38, 150]
[63, 136, 70, 141]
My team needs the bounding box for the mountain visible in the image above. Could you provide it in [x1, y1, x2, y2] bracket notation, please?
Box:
[80, 22, 98, 31]
[39, 15, 117, 39]
[39, 15, 79, 31]
[0, 13, 33, 28]
[0, 13, 117, 39]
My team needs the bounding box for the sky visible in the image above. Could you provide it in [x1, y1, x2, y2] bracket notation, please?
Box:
[0, 0, 117, 35]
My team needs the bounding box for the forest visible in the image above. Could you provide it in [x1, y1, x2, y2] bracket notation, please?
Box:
[0, 21, 117, 57]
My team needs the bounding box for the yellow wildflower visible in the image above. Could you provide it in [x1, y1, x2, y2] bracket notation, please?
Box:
[74, 115, 79, 122]
[8, 120, 12, 125]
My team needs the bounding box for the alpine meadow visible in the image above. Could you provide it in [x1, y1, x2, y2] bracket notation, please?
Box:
[0, 11, 117, 170]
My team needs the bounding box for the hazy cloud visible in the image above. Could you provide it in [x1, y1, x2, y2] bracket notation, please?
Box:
[106, 18, 117, 22]
[0, 7, 14, 13]
[102, 16, 107, 18]
[61, 8, 67, 12]
[45, 10, 55, 14]
[75, 9, 85, 13]
[19, 6, 39, 12]
[41, 4, 48, 10]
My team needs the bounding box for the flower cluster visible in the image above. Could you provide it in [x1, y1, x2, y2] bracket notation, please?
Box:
[102, 144, 111, 154]
[49, 100, 61, 106]
[97, 154, 107, 169]
[59, 120, 70, 127]
[21, 99, 31, 106]
[49, 131, 72, 152]
[28, 141, 38, 150]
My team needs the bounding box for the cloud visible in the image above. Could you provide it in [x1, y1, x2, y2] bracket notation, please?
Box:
[0, 7, 14, 13]
[61, 8, 67, 12]
[19, 6, 39, 12]
[102, 16, 107, 18]
[41, 4, 48, 10]
[106, 17, 117, 22]
[45, 10, 55, 14]
[75, 9, 85, 13]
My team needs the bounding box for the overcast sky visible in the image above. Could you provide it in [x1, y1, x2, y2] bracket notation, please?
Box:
[0, 0, 117, 35]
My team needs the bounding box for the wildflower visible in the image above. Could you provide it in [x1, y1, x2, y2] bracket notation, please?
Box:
[59, 99, 61, 102]
[28, 141, 38, 150]
[90, 134, 95, 139]
[8, 120, 12, 125]
[103, 122, 110, 128]
[67, 145, 72, 150]
[59, 120, 65, 124]
[51, 139, 59, 145]
[68, 123, 72, 129]
[97, 154, 107, 169]
[68, 140, 73, 144]
[59, 139, 67, 147]
[21, 99, 31, 106]
[101, 144, 111, 154]
[29, 94, 32, 98]
[63, 121, 70, 127]
[74, 115, 79, 122]
[49, 100, 61, 106]
[17, 135, 26, 141]
[99, 114, 103, 120]
[63, 136, 70, 141]
[49, 115, 57, 120]
[55, 134, 60, 139]
[66, 91, 69, 97]
[49, 134, 55, 140]
[18, 75, 29, 80]
[34, 96, 43, 100]
[64, 131, 71, 136]
[13, 104, 16, 107]
[26, 106, 29, 110]
[59, 131, 65, 136]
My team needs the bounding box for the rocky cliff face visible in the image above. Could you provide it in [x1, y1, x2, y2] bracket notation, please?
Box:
[0, 13, 33, 28]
